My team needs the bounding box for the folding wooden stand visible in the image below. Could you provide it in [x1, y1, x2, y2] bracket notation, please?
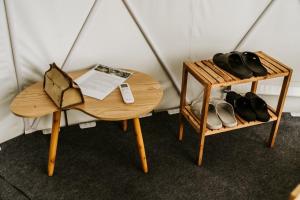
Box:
[178, 51, 293, 166]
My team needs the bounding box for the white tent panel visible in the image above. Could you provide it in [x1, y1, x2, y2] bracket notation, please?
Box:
[127, 0, 270, 100]
[0, 0, 24, 143]
[63, 0, 179, 124]
[4, 0, 95, 132]
[189, 0, 271, 59]
[1, 0, 300, 143]
[239, 0, 300, 89]
[236, 0, 300, 96]
[5, 0, 95, 87]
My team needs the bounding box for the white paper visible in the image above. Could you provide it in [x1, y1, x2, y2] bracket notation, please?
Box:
[75, 64, 132, 100]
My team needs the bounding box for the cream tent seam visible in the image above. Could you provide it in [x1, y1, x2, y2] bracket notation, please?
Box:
[122, 0, 181, 95]
[3, 0, 21, 92]
[61, 0, 100, 70]
[234, 0, 275, 50]
[3, 0, 26, 133]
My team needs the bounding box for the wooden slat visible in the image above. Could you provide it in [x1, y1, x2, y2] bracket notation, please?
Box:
[186, 66, 210, 86]
[208, 59, 240, 81]
[235, 114, 247, 124]
[189, 62, 218, 84]
[182, 107, 200, 131]
[215, 68, 240, 81]
[260, 59, 276, 74]
[202, 60, 234, 81]
[235, 116, 243, 126]
[185, 106, 201, 124]
[196, 61, 225, 83]
[263, 56, 288, 73]
[211, 71, 288, 88]
[259, 57, 282, 74]
[268, 109, 277, 120]
[185, 62, 211, 86]
[257, 51, 291, 72]
[267, 105, 276, 114]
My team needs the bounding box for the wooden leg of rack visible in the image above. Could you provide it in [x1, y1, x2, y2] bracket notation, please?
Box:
[197, 85, 211, 166]
[268, 73, 292, 147]
[269, 120, 280, 148]
[251, 81, 258, 93]
[133, 118, 148, 173]
[290, 184, 300, 200]
[197, 131, 206, 166]
[48, 111, 61, 176]
[178, 64, 188, 141]
[122, 120, 128, 132]
[178, 114, 184, 141]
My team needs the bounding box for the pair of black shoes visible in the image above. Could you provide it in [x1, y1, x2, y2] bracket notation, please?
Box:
[226, 91, 270, 122]
[213, 51, 267, 79]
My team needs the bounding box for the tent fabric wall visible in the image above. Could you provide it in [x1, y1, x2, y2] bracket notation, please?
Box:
[0, 0, 299, 143]
[126, 0, 272, 102]
[4, 0, 96, 133]
[235, 0, 300, 97]
[0, 0, 24, 142]
[62, 0, 179, 125]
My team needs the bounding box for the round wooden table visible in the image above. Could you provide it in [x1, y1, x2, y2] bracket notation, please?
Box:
[10, 69, 163, 175]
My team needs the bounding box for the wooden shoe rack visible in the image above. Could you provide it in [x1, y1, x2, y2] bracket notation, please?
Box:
[178, 51, 293, 166]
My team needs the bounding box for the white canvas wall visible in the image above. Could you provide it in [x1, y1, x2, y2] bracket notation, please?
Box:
[62, 0, 179, 124]
[233, 0, 300, 115]
[0, 0, 24, 142]
[0, 0, 299, 143]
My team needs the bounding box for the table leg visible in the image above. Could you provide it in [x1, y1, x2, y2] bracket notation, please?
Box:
[268, 74, 292, 147]
[178, 114, 184, 141]
[122, 120, 128, 132]
[48, 111, 61, 176]
[197, 86, 211, 166]
[133, 118, 148, 173]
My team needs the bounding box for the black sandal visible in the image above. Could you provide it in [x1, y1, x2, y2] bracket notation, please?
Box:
[213, 52, 253, 79]
[240, 51, 267, 76]
[225, 91, 256, 122]
[245, 92, 270, 122]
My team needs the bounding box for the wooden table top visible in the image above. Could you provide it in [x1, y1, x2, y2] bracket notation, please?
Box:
[10, 69, 163, 121]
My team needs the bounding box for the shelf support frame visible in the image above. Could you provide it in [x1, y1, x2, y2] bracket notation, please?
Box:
[268, 72, 292, 147]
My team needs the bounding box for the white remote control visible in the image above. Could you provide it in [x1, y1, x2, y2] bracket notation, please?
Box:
[119, 83, 134, 104]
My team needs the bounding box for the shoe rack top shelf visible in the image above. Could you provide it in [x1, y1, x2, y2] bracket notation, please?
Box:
[185, 51, 293, 88]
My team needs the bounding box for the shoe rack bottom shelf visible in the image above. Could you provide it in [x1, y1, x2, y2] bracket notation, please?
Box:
[182, 105, 278, 136]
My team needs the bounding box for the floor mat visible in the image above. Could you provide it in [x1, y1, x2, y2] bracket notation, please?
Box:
[0, 112, 299, 200]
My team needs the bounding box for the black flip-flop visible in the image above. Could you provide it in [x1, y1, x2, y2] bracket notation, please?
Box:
[226, 91, 256, 122]
[240, 51, 267, 76]
[213, 52, 253, 79]
[245, 92, 270, 122]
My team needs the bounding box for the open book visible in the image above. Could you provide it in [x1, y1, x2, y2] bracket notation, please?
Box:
[75, 64, 132, 100]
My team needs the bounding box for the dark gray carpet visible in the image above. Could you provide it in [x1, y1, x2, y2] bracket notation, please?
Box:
[0, 112, 299, 200]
